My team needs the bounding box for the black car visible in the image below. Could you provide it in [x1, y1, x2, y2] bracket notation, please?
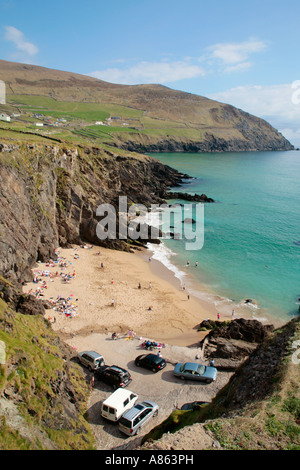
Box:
[95, 365, 132, 389]
[135, 353, 166, 372]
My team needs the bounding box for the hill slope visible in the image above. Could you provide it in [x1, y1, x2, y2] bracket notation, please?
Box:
[0, 59, 293, 152]
[0, 279, 95, 450]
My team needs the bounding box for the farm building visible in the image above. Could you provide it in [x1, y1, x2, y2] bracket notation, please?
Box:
[0, 80, 6, 105]
[0, 113, 11, 122]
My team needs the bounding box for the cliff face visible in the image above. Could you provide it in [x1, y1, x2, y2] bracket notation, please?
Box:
[115, 130, 293, 154]
[0, 142, 186, 283]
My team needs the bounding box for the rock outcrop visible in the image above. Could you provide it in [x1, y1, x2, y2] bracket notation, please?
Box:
[199, 318, 274, 370]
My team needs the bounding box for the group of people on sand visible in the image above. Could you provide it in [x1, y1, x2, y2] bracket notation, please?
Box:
[111, 329, 136, 340]
[27, 248, 83, 321]
[50, 295, 79, 319]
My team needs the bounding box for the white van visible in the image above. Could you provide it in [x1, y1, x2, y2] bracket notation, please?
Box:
[101, 388, 138, 422]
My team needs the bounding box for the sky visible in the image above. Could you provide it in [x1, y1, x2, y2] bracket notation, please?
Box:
[1, 0, 300, 146]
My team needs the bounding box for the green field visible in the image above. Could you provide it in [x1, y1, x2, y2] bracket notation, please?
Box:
[2, 93, 244, 149]
[8, 95, 144, 122]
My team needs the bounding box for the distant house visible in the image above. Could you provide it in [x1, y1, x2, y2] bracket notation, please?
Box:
[0, 80, 6, 105]
[0, 113, 10, 122]
[35, 122, 44, 127]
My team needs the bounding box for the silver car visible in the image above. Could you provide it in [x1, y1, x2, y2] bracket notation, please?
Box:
[77, 350, 105, 371]
[173, 362, 217, 383]
[118, 401, 159, 436]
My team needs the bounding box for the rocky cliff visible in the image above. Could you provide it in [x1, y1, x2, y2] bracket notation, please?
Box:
[0, 141, 189, 283]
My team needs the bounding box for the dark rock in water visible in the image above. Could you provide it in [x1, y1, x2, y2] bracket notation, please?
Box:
[182, 218, 196, 224]
[166, 191, 215, 203]
[162, 231, 181, 239]
[293, 241, 300, 246]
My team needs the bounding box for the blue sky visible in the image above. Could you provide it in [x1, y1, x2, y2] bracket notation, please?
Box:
[1, 0, 300, 145]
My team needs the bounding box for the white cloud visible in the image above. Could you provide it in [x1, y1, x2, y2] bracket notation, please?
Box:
[223, 61, 253, 73]
[4, 26, 39, 57]
[207, 39, 267, 74]
[208, 83, 300, 146]
[89, 37, 268, 88]
[209, 84, 300, 120]
[89, 60, 206, 85]
[209, 39, 267, 65]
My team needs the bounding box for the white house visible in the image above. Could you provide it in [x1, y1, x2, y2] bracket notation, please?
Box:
[0, 113, 10, 122]
[0, 80, 5, 105]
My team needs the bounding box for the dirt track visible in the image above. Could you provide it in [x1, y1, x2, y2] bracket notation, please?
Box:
[66, 332, 232, 450]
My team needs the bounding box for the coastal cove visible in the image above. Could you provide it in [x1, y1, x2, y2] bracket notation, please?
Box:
[148, 150, 300, 326]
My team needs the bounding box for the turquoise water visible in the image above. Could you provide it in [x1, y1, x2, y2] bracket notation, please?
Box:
[148, 151, 300, 323]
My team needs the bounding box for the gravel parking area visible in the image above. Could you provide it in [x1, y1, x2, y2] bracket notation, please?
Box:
[66, 332, 232, 450]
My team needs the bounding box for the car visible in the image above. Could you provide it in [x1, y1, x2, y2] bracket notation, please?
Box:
[118, 401, 159, 436]
[173, 362, 217, 383]
[95, 365, 132, 389]
[180, 401, 209, 410]
[101, 388, 138, 422]
[134, 353, 166, 372]
[77, 350, 105, 371]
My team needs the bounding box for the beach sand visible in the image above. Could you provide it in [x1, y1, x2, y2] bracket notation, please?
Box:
[23, 244, 224, 347]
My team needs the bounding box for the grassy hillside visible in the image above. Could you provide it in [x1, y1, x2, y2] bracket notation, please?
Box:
[0, 59, 293, 152]
[0, 285, 95, 450]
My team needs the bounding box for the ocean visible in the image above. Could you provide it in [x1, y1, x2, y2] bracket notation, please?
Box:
[147, 150, 300, 325]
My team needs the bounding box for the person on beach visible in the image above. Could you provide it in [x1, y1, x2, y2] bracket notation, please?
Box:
[138, 282, 141, 289]
[89, 375, 95, 389]
[149, 282, 152, 289]
[111, 299, 115, 307]
[217, 313, 220, 320]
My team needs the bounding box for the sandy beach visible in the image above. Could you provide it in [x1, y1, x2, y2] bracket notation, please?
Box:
[22, 244, 225, 347]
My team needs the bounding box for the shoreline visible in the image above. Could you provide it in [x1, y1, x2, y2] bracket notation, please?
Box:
[22, 241, 276, 349]
[144, 241, 281, 328]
